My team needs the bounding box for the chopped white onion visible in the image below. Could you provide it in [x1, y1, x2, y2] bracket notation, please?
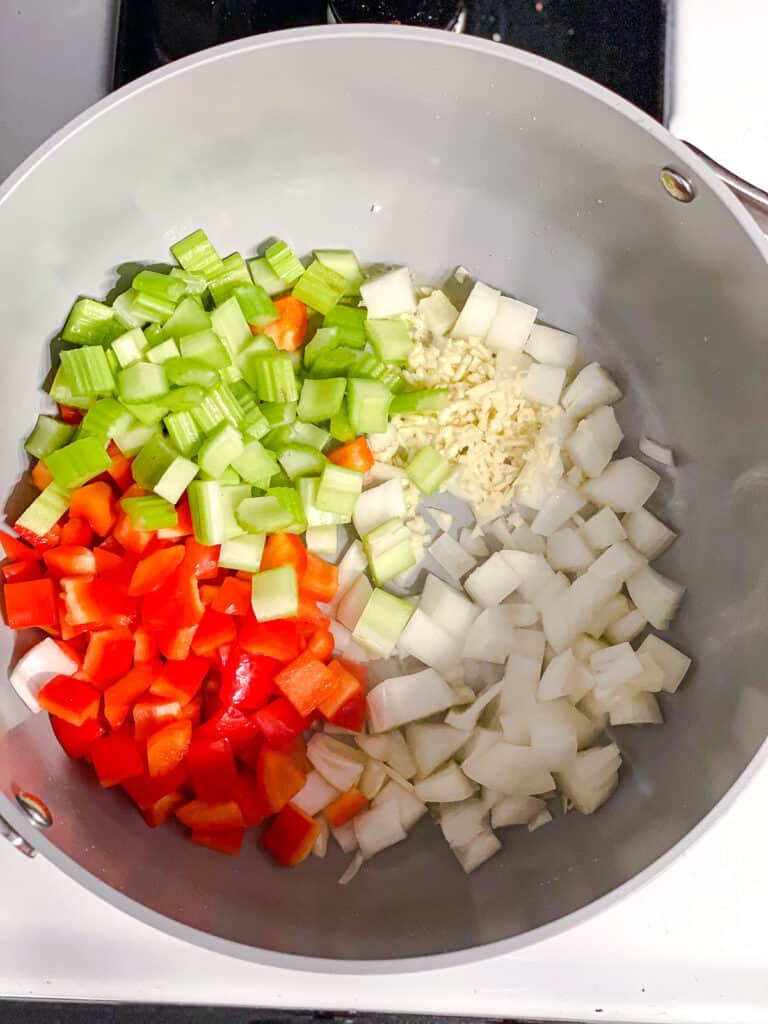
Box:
[586, 592, 630, 640]
[565, 405, 623, 478]
[313, 818, 329, 858]
[580, 507, 627, 550]
[418, 290, 459, 336]
[538, 648, 579, 701]
[445, 682, 503, 732]
[562, 362, 622, 419]
[451, 281, 501, 340]
[463, 606, 529, 663]
[463, 551, 521, 607]
[604, 608, 647, 645]
[555, 744, 621, 814]
[622, 506, 676, 559]
[414, 762, 476, 803]
[428, 531, 477, 580]
[372, 780, 427, 830]
[353, 800, 407, 858]
[10, 637, 79, 713]
[527, 807, 553, 832]
[405, 722, 471, 777]
[546, 527, 595, 573]
[530, 483, 586, 537]
[463, 740, 555, 796]
[491, 794, 545, 828]
[525, 323, 578, 367]
[336, 573, 373, 631]
[521, 364, 567, 407]
[419, 573, 480, 639]
[626, 565, 685, 630]
[331, 821, 358, 853]
[306, 734, 366, 791]
[639, 437, 675, 467]
[292, 770, 340, 817]
[440, 798, 490, 845]
[625, 650, 665, 694]
[589, 541, 647, 586]
[485, 296, 537, 352]
[459, 527, 490, 558]
[452, 830, 502, 873]
[583, 458, 660, 513]
[352, 479, 406, 538]
[398, 608, 463, 674]
[636, 635, 691, 693]
[359, 760, 388, 800]
[609, 691, 663, 726]
[328, 540, 368, 613]
[360, 266, 416, 318]
[505, 522, 546, 555]
[367, 667, 457, 733]
[590, 643, 645, 698]
[338, 851, 365, 885]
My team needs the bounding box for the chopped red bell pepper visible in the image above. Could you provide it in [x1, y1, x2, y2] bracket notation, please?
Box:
[261, 296, 308, 352]
[195, 705, 260, 753]
[231, 771, 270, 827]
[155, 622, 198, 661]
[219, 647, 278, 711]
[176, 799, 245, 831]
[122, 763, 188, 809]
[295, 595, 331, 630]
[43, 545, 97, 579]
[0, 531, 39, 562]
[31, 460, 54, 490]
[235, 734, 263, 773]
[254, 697, 308, 747]
[261, 803, 319, 866]
[256, 745, 306, 814]
[318, 658, 364, 721]
[327, 437, 374, 473]
[323, 786, 368, 827]
[105, 441, 133, 491]
[181, 537, 220, 580]
[93, 546, 124, 576]
[132, 695, 183, 740]
[326, 686, 366, 733]
[191, 827, 245, 855]
[274, 652, 337, 718]
[299, 553, 339, 604]
[58, 404, 83, 425]
[238, 616, 301, 662]
[156, 496, 193, 540]
[190, 607, 237, 658]
[186, 737, 238, 802]
[305, 627, 335, 663]
[103, 661, 159, 728]
[61, 577, 137, 628]
[82, 628, 135, 686]
[113, 509, 153, 555]
[4, 577, 57, 629]
[142, 789, 186, 828]
[133, 625, 158, 663]
[2, 559, 44, 583]
[128, 545, 185, 596]
[211, 576, 251, 616]
[260, 532, 307, 576]
[50, 713, 104, 759]
[60, 517, 95, 548]
[70, 482, 117, 537]
[13, 522, 62, 552]
[89, 732, 144, 787]
[147, 718, 192, 778]
[150, 653, 210, 706]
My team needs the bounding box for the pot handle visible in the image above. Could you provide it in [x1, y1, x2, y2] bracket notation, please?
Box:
[682, 143, 768, 233]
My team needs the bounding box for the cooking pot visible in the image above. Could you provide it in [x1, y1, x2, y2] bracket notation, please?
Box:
[0, 25, 766, 971]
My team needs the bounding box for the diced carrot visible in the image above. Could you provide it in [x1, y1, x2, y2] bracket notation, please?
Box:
[70, 482, 117, 537]
[323, 787, 368, 827]
[300, 552, 339, 603]
[211, 576, 251, 616]
[328, 437, 374, 473]
[274, 652, 337, 717]
[128, 545, 185, 596]
[260, 532, 307, 575]
[31, 460, 53, 490]
[261, 296, 308, 352]
[147, 718, 192, 778]
[191, 828, 245, 855]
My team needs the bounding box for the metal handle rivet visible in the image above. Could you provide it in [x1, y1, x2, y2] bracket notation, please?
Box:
[660, 167, 696, 203]
[16, 792, 53, 830]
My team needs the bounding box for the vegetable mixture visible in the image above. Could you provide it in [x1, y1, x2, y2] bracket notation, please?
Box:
[2, 229, 691, 876]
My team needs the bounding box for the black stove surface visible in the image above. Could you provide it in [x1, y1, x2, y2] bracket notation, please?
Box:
[115, 0, 668, 120]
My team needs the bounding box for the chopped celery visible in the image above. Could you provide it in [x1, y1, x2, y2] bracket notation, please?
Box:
[200, 466, 241, 485]
[329, 403, 356, 442]
[112, 420, 157, 457]
[169, 269, 208, 298]
[59, 346, 115, 396]
[315, 462, 363, 517]
[235, 337, 277, 377]
[165, 357, 218, 389]
[159, 296, 210, 339]
[146, 339, 181, 365]
[133, 269, 186, 305]
[16, 482, 70, 536]
[131, 433, 180, 490]
[144, 323, 164, 345]
[111, 327, 148, 368]
[247, 352, 298, 403]
[164, 410, 202, 457]
[268, 421, 330, 451]
[277, 443, 328, 481]
[112, 290, 148, 330]
[233, 283, 278, 330]
[230, 439, 279, 485]
[247, 256, 286, 297]
[352, 588, 415, 657]
[306, 524, 338, 556]
[353, 353, 402, 391]
[121, 494, 178, 530]
[191, 384, 243, 433]
[219, 483, 252, 539]
[260, 401, 297, 429]
[197, 423, 244, 479]
[251, 565, 298, 621]
[209, 253, 251, 306]
[24, 416, 74, 459]
[154, 455, 198, 505]
[365, 319, 413, 364]
[297, 477, 348, 526]
[267, 486, 307, 533]
[130, 291, 177, 325]
[265, 241, 304, 285]
[48, 367, 95, 411]
[229, 378, 257, 411]
[241, 406, 271, 441]
[163, 385, 206, 412]
[210, 296, 251, 357]
[218, 532, 266, 572]
[303, 328, 338, 370]
[363, 518, 416, 585]
[117, 362, 168, 404]
[293, 260, 347, 315]
[121, 400, 169, 426]
[236, 495, 293, 534]
[44, 437, 111, 489]
[406, 445, 454, 495]
[220, 364, 243, 385]
[179, 329, 231, 370]
[187, 480, 225, 544]
[306, 346, 359, 379]
[347, 378, 392, 434]
[322, 305, 367, 348]
[62, 298, 122, 346]
[389, 388, 450, 414]
[314, 250, 364, 297]
[297, 377, 346, 422]
[171, 228, 225, 279]
[80, 399, 133, 441]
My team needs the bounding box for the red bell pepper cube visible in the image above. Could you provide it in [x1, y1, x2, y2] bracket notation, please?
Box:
[231, 771, 270, 827]
[181, 537, 220, 580]
[43, 545, 97, 579]
[82, 628, 135, 686]
[37, 675, 100, 727]
[58, 403, 83, 424]
[191, 827, 245, 855]
[257, 745, 306, 814]
[61, 577, 137, 629]
[60, 517, 95, 548]
[195, 705, 260, 753]
[254, 697, 308, 747]
[317, 658, 365, 721]
[235, 734, 264, 773]
[103, 662, 159, 729]
[260, 532, 307, 576]
[141, 789, 186, 828]
[261, 803, 320, 866]
[113, 510, 153, 555]
[155, 623, 197, 661]
[211, 576, 251, 616]
[93, 546, 124, 576]
[142, 565, 204, 633]
[4, 578, 57, 629]
[0, 531, 39, 562]
[89, 733, 144, 787]
[238, 616, 301, 662]
[176, 799, 245, 831]
[261, 296, 308, 352]
[186, 737, 238, 802]
[274, 652, 337, 718]
[305, 628, 335, 663]
[300, 553, 339, 604]
[128, 545, 185, 596]
[327, 437, 374, 473]
[323, 786, 368, 827]
[327, 687, 366, 733]
[156, 496, 194, 540]
[133, 696, 183, 740]
[122, 763, 188, 809]
[146, 718, 192, 778]
[2, 559, 44, 583]
[191, 607, 237, 658]
[69, 482, 117, 537]
[295, 596, 331, 630]
[50, 714, 104, 759]
[13, 522, 62, 552]
[150, 653, 210, 706]
[219, 647, 278, 711]
[133, 626, 158, 663]
[105, 441, 133, 491]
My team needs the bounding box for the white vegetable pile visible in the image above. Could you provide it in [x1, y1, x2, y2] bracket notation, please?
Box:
[292, 270, 694, 879]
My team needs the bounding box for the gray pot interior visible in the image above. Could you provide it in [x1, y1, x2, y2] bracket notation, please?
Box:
[0, 28, 766, 964]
